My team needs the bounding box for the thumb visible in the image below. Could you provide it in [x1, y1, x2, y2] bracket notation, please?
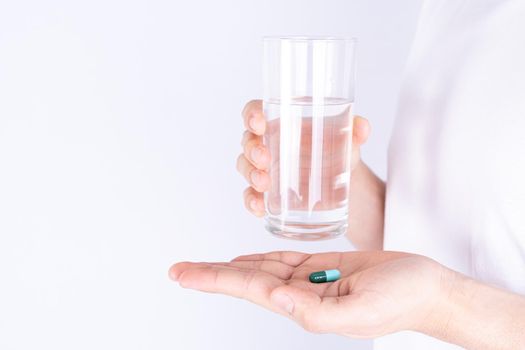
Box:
[270, 285, 319, 315]
[353, 115, 370, 146]
[270, 285, 339, 333]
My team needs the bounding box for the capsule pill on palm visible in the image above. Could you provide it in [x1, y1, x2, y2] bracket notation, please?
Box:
[309, 269, 341, 283]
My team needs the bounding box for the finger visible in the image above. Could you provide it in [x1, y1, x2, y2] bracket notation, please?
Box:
[352, 115, 370, 146]
[243, 187, 265, 217]
[169, 262, 236, 281]
[210, 260, 295, 280]
[240, 130, 254, 147]
[236, 155, 270, 192]
[242, 100, 266, 135]
[270, 285, 362, 334]
[242, 132, 270, 170]
[233, 251, 311, 267]
[170, 262, 283, 309]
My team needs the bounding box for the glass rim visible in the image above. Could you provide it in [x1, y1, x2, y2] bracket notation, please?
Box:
[263, 35, 357, 43]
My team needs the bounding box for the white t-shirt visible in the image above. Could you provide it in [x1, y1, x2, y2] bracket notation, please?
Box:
[377, 0, 525, 348]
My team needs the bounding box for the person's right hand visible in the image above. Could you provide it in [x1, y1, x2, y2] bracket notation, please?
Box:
[236, 99, 371, 217]
[169, 250, 454, 339]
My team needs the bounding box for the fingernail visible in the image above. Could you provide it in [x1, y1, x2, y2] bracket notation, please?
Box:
[168, 268, 179, 281]
[250, 146, 264, 163]
[249, 117, 263, 132]
[272, 293, 294, 314]
[249, 199, 259, 211]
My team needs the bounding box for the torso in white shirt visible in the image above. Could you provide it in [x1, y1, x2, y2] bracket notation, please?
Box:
[377, 0, 525, 348]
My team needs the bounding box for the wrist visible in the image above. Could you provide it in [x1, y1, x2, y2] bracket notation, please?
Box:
[416, 267, 525, 349]
[347, 160, 385, 250]
[414, 266, 466, 339]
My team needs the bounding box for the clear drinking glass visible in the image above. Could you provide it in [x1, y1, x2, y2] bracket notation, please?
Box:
[262, 36, 357, 240]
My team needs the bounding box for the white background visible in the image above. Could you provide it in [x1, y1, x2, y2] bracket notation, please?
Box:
[0, 1, 422, 349]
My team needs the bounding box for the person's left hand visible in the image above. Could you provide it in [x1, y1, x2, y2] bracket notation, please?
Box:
[169, 251, 455, 337]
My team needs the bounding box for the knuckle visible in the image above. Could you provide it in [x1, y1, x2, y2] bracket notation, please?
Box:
[236, 154, 245, 172]
[243, 137, 255, 151]
[242, 99, 262, 117]
[241, 130, 252, 146]
[243, 139, 260, 159]
[248, 99, 262, 108]
[243, 187, 253, 197]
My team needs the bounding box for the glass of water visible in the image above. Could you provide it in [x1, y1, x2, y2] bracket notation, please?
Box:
[262, 36, 357, 240]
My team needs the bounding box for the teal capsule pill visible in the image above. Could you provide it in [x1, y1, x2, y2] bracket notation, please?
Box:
[309, 269, 341, 283]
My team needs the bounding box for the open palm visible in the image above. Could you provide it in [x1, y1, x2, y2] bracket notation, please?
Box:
[170, 251, 450, 337]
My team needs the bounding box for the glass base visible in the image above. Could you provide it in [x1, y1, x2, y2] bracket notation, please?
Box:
[265, 216, 347, 241]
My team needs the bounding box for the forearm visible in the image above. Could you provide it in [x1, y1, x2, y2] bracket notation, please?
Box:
[421, 271, 525, 349]
[346, 160, 385, 250]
